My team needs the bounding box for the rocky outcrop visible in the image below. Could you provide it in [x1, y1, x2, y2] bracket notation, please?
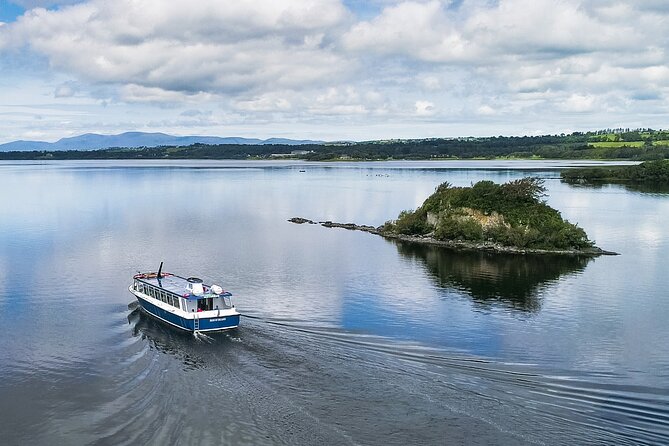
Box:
[288, 217, 619, 256]
[288, 217, 317, 224]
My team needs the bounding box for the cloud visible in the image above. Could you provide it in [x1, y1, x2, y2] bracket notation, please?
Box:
[560, 94, 597, 113]
[2, 0, 669, 140]
[2, 0, 352, 98]
[342, 0, 647, 64]
[119, 84, 214, 104]
[234, 94, 292, 112]
[477, 105, 496, 116]
[418, 75, 442, 91]
[180, 109, 211, 117]
[53, 81, 78, 98]
[414, 100, 435, 116]
[342, 1, 473, 62]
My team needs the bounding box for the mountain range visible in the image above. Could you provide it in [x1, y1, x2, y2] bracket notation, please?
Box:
[0, 132, 323, 151]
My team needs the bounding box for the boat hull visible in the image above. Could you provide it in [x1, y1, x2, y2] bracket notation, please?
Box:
[135, 294, 240, 333]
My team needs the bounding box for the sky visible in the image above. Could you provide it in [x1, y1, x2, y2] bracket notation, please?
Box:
[0, 0, 668, 143]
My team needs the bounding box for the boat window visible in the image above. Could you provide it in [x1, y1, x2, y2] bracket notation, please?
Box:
[197, 297, 214, 312]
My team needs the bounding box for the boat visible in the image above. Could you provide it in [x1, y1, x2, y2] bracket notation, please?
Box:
[129, 262, 241, 333]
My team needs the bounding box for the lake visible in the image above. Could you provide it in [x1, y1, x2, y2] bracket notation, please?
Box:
[0, 160, 667, 445]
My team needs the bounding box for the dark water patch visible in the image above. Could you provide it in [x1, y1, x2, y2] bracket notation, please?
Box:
[563, 180, 669, 195]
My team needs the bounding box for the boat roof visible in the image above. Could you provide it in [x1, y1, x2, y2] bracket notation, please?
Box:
[134, 273, 232, 299]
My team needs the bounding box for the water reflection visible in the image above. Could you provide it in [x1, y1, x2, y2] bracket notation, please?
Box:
[127, 307, 239, 370]
[562, 180, 669, 195]
[395, 242, 592, 312]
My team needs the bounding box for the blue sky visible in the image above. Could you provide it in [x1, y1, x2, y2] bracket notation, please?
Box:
[0, 1, 24, 22]
[1, 0, 668, 143]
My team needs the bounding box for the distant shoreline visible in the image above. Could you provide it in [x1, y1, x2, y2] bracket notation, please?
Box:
[2, 129, 669, 161]
[0, 155, 643, 164]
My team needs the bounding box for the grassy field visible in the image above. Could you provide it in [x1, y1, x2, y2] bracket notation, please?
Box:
[589, 140, 669, 148]
[589, 141, 644, 148]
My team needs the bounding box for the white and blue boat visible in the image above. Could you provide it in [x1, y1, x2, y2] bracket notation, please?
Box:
[129, 263, 240, 333]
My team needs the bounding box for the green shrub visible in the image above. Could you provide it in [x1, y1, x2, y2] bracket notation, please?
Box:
[394, 210, 431, 235]
[435, 216, 483, 241]
[389, 178, 593, 250]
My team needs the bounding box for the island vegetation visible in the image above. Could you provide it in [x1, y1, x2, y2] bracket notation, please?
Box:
[381, 178, 595, 251]
[561, 160, 669, 185]
[291, 178, 615, 256]
[2, 128, 669, 161]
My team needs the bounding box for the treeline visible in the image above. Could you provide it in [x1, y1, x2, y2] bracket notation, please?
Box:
[2, 130, 669, 161]
[305, 139, 669, 161]
[0, 143, 320, 160]
[306, 135, 591, 160]
[588, 128, 669, 142]
[561, 160, 669, 184]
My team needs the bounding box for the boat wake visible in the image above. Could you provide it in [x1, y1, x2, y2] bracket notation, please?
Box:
[117, 309, 669, 445]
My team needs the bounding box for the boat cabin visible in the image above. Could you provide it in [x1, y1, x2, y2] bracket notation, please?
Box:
[132, 273, 233, 313]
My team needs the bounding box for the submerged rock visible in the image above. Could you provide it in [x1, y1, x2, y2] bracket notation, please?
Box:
[288, 217, 317, 224]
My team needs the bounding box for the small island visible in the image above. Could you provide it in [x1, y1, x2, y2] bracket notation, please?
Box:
[561, 160, 669, 185]
[290, 178, 617, 256]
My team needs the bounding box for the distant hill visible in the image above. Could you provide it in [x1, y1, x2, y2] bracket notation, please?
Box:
[0, 132, 323, 151]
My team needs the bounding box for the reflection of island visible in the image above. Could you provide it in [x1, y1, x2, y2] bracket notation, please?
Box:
[563, 181, 669, 195]
[395, 242, 592, 312]
[127, 307, 238, 369]
[561, 160, 669, 194]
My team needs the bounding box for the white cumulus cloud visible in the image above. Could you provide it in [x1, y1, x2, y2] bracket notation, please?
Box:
[415, 100, 435, 116]
[1, 0, 669, 140]
[2, 0, 352, 97]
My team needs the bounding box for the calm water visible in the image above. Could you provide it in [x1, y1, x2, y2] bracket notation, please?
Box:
[0, 160, 667, 445]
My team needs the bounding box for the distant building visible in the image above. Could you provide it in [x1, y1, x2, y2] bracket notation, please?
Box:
[269, 149, 313, 158]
